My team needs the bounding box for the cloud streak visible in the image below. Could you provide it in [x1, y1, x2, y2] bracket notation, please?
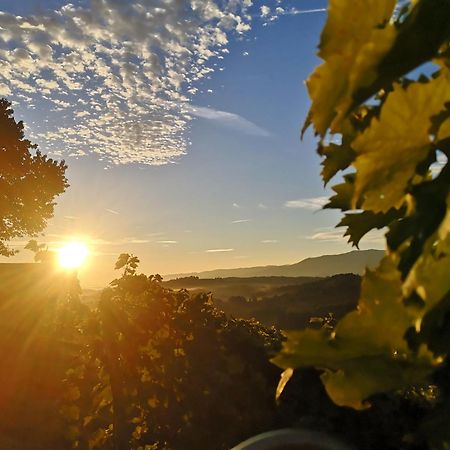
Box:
[308, 227, 385, 244]
[206, 248, 234, 253]
[231, 218, 252, 224]
[284, 196, 328, 210]
[259, 5, 326, 24]
[189, 105, 271, 137]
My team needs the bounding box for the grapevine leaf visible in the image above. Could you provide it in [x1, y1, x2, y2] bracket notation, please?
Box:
[387, 169, 449, 277]
[437, 115, 450, 143]
[275, 368, 294, 402]
[115, 253, 131, 270]
[353, 69, 450, 212]
[325, 174, 356, 211]
[411, 292, 450, 356]
[273, 257, 436, 409]
[338, 208, 402, 248]
[354, 0, 450, 106]
[303, 0, 396, 135]
[321, 144, 356, 185]
[321, 356, 432, 410]
[404, 195, 450, 313]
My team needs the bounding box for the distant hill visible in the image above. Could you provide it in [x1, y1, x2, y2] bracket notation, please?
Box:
[165, 249, 384, 280]
[216, 273, 361, 330]
[164, 276, 319, 301]
[165, 273, 361, 330]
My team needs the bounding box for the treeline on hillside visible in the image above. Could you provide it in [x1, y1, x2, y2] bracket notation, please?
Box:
[163, 275, 319, 302]
[166, 273, 361, 330]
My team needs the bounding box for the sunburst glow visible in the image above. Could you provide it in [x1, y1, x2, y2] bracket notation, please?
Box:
[58, 241, 89, 269]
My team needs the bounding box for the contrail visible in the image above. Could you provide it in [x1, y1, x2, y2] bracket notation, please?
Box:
[293, 8, 327, 15]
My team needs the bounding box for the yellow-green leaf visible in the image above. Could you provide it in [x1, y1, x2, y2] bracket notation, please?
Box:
[273, 256, 437, 409]
[437, 116, 450, 142]
[305, 0, 396, 135]
[352, 69, 450, 212]
[404, 195, 450, 314]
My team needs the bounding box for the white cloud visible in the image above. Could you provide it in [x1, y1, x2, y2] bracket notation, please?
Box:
[232, 219, 252, 224]
[284, 196, 328, 210]
[105, 209, 120, 215]
[0, 83, 12, 96]
[127, 239, 151, 244]
[189, 105, 271, 137]
[90, 237, 151, 246]
[206, 248, 234, 253]
[308, 227, 385, 244]
[260, 6, 271, 17]
[157, 240, 178, 244]
[258, 203, 268, 209]
[232, 202, 241, 208]
[261, 239, 278, 244]
[0, 1, 255, 165]
[309, 229, 344, 242]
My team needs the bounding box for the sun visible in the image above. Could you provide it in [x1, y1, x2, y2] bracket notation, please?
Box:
[58, 241, 89, 269]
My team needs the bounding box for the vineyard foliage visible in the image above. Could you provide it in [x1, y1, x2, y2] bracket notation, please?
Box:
[57, 254, 283, 450]
[275, 0, 450, 446]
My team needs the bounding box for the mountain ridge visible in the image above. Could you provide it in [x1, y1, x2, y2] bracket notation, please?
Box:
[165, 249, 384, 280]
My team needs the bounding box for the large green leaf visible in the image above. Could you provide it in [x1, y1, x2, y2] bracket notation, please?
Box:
[352, 69, 450, 212]
[354, 0, 450, 105]
[404, 194, 450, 313]
[320, 143, 356, 185]
[338, 208, 401, 248]
[273, 257, 437, 409]
[304, 0, 396, 135]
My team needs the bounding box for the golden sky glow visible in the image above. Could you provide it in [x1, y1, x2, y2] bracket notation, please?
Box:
[58, 241, 89, 270]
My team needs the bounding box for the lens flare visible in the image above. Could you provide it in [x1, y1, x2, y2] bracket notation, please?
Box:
[58, 241, 89, 269]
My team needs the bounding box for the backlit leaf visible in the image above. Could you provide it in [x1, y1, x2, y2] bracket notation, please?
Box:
[352, 69, 450, 212]
[304, 0, 396, 135]
[321, 143, 356, 185]
[338, 208, 403, 247]
[273, 257, 437, 409]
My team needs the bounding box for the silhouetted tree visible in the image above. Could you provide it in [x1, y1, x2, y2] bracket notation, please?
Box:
[0, 98, 68, 256]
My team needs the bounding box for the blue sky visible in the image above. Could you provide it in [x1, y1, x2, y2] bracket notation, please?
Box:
[0, 0, 383, 287]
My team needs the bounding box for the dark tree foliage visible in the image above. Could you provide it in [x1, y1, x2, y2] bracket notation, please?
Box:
[0, 98, 68, 256]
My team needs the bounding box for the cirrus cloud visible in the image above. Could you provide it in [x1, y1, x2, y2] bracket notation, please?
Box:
[284, 196, 328, 210]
